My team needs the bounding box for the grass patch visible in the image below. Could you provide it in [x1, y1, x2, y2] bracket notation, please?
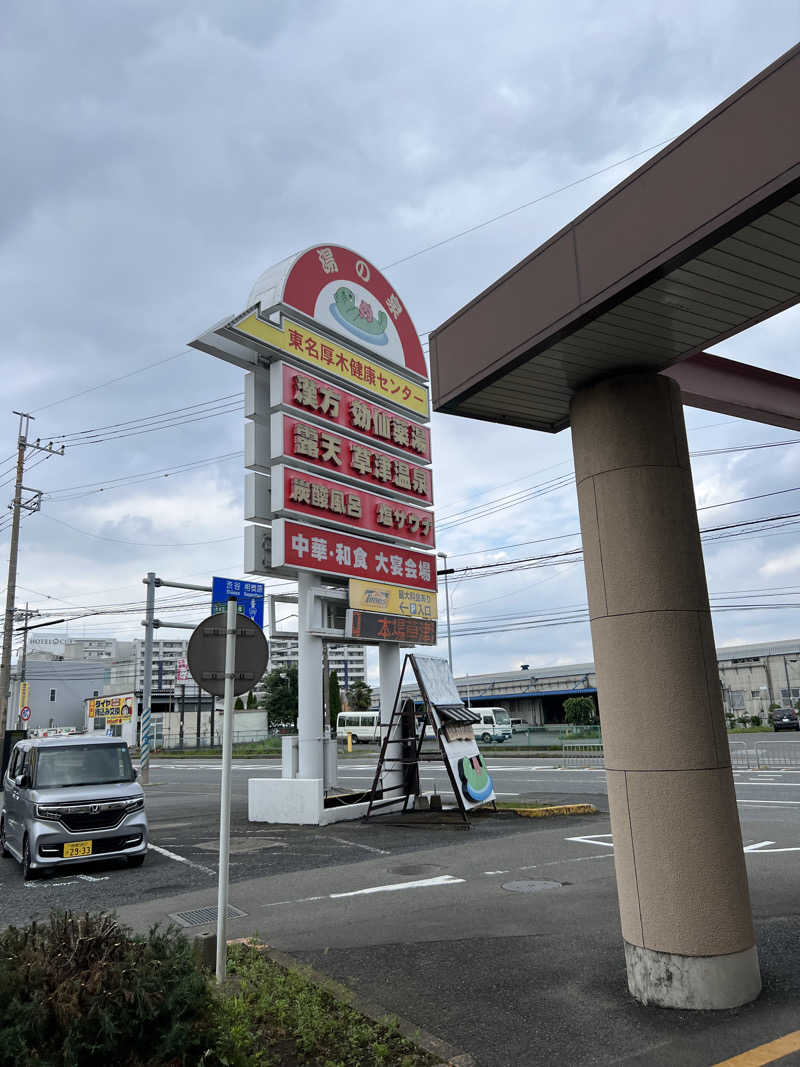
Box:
[218, 941, 437, 1066]
[727, 725, 774, 733]
[149, 739, 282, 759]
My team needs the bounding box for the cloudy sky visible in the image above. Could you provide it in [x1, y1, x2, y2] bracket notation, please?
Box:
[2, 2, 799, 687]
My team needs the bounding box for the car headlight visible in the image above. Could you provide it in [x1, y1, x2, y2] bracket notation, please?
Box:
[123, 797, 144, 812]
[36, 805, 62, 820]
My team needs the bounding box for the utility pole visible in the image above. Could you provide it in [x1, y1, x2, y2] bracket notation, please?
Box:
[15, 602, 39, 727]
[0, 412, 64, 747]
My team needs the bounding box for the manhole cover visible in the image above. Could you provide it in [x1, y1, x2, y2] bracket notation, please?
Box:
[170, 904, 247, 927]
[501, 880, 563, 894]
[388, 864, 441, 876]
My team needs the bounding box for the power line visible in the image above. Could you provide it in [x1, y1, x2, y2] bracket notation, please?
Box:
[52, 394, 241, 441]
[31, 351, 191, 414]
[37, 514, 241, 549]
[380, 137, 675, 271]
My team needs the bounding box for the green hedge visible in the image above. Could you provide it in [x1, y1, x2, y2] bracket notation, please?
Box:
[0, 912, 218, 1066]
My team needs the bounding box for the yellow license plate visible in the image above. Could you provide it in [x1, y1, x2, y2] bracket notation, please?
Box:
[63, 840, 92, 858]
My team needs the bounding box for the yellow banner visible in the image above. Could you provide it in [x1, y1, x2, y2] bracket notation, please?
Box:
[349, 579, 438, 620]
[231, 312, 429, 419]
[19, 682, 29, 710]
[88, 696, 134, 720]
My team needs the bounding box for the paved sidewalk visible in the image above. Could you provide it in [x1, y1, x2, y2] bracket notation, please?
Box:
[114, 798, 800, 1067]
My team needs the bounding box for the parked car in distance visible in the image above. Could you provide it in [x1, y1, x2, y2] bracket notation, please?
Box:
[1, 736, 147, 880]
[510, 718, 528, 733]
[770, 708, 800, 732]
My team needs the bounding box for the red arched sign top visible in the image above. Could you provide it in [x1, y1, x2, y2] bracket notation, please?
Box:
[281, 246, 428, 380]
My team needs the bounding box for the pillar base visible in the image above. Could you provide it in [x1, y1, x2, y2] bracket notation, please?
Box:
[625, 941, 761, 1009]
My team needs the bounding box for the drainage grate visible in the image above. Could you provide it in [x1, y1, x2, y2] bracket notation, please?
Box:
[170, 904, 247, 927]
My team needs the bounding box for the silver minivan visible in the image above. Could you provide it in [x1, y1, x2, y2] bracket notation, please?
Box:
[1, 735, 147, 879]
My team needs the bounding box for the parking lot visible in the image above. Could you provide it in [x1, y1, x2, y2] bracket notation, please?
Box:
[3, 755, 799, 1064]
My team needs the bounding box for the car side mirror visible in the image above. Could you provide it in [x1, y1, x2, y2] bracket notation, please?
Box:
[131, 769, 138, 780]
[15, 773, 30, 789]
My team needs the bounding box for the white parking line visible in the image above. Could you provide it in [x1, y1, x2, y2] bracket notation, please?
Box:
[320, 835, 390, 855]
[330, 874, 464, 898]
[260, 874, 465, 908]
[147, 842, 215, 875]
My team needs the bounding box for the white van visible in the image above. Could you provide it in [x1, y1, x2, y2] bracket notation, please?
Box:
[474, 707, 512, 744]
[336, 711, 380, 744]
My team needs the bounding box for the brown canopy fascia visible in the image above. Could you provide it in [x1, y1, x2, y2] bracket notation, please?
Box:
[429, 43, 800, 433]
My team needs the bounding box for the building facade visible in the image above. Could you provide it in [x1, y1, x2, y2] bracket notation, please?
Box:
[268, 637, 367, 688]
[401, 638, 800, 725]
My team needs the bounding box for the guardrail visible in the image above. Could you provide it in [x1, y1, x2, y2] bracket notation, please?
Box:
[560, 741, 604, 767]
[753, 741, 800, 769]
[728, 739, 750, 769]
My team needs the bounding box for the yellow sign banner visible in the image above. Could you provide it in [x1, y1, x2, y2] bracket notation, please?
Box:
[88, 695, 134, 720]
[231, 312, 429, 419]
[349, 579, 438, 620]
[19, 682, 30, 710]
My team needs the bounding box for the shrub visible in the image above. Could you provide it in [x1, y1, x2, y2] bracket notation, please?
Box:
[563, 696, 597, 726]
[749, 715, 762, 727]
[0, 912, 219, 1066]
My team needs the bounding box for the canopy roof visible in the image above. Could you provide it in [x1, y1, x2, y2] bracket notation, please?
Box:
[430, 45, 800, 433]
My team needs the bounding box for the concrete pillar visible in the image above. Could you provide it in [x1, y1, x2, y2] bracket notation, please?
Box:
[297, 571, 324, 781]
[570, 372, 760, 1010]
[379, 642, 403, 795]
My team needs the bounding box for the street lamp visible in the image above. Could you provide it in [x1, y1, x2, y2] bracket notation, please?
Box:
[437, 551, 453, 673]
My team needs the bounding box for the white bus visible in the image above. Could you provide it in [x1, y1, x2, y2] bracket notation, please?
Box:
[473, 707, 512, 744]
[336, 711, 380, 744]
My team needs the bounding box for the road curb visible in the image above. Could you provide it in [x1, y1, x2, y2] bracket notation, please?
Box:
[474, 802, 598, 818]
[230, 939, 477, 1066]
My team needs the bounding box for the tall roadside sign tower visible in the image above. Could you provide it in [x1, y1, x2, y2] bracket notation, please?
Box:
[190, 245, 437, 823]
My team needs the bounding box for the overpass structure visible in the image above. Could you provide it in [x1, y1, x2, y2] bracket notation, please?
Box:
[429, 45, 800, 1009]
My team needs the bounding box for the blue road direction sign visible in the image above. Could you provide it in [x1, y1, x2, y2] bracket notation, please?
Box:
[211, 576, 265, 628]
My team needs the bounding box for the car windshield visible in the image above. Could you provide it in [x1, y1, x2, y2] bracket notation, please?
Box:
[35, 744, 134, 788]
[494, 710, 511, 724]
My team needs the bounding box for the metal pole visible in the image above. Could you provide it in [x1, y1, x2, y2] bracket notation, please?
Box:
[437, 551, 453, 673]
[141, 572, 156, 784]
[179, 684, 185, 749]
[0, 414, 28, 737]
[783, 655, 792, 705]
[17, 603, 30, 729]
[216, 596, 238, 984]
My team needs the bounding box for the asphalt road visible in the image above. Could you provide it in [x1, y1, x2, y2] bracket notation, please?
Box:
[3, 755, 799, 1065]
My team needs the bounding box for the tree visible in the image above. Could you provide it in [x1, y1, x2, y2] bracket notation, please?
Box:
[347, 679, 372, 711]
[563, 695, 597, 726]
[246, 691, 257, 709]
[262, 666, 299, 727]
[328, 669, 342, 730]
[234, 697, 244, 710]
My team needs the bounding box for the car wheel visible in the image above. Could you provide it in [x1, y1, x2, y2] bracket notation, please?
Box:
[127, 854, 146, 868]
[0, 818, 9, 858]
[22, 836, 38, 881]
[481, 732, 492, 744]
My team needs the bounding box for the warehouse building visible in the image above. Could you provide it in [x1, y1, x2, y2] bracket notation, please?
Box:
[401, 638, 800, 725]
